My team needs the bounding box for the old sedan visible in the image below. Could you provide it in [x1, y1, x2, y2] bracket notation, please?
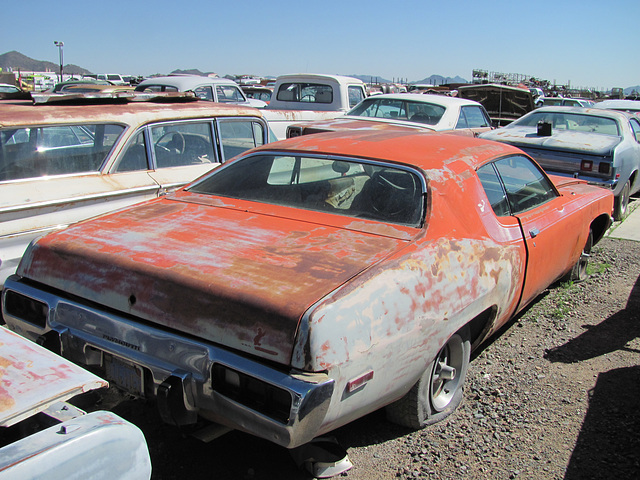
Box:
[286, 93, 493, 138]
[2, 130, 612, 451]
[480, 106, 640, 219]
[0, 94, 269, 286]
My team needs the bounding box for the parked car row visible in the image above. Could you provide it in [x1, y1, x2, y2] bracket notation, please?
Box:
[1, 79, 635, 477]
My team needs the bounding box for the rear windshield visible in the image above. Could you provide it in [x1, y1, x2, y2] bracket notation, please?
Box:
[0, 124, 125, 181]
[515, 112, 620, 136]
[188, 154, 425, 226]
[348, 97, 446, 125]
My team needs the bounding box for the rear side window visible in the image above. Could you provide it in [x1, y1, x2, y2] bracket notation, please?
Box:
[348, 86, 365, 108]
[478, 155, 557, 216]
[0, 124, 125, 181]
[457, 106, 492, 129]
[216, 85, 246, 103]
[218, 120, 265, 161]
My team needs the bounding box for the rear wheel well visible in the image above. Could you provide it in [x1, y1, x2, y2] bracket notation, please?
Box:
[591, 213, 612, 245]
[467, 307, 497, 351]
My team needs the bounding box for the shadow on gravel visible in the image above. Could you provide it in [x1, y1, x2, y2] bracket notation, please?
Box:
[544, 273, 640, 363]
[564, 365, 640, 480]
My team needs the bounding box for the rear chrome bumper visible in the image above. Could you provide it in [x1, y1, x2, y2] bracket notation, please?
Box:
[2, 276, 334, 449]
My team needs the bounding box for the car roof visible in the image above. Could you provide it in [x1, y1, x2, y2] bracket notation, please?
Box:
[274, 73, 364, 85]
[594, 100, 640, 111]
[521, 106, 631, 120]
[357, 93, 482, 108]
[136, 75, 238, 90]
[0, 100, 262, 128]
[251, 128, 520, 171]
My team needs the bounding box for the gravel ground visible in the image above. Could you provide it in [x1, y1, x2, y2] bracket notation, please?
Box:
[4, 226, 639, 480]
[84, 231, 639, 480]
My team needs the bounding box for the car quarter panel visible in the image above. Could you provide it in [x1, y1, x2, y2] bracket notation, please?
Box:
[290, 156, 528, 432]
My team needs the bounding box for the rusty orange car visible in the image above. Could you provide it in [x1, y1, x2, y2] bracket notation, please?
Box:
[2, 129, 613, 450]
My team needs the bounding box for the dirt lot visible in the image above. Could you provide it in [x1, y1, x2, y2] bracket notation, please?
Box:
[77, 231, 638, 480]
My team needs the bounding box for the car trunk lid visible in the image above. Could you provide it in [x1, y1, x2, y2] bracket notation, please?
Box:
[18, 198, 409, 365]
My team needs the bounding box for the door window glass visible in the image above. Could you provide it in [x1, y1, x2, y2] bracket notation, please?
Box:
[115, 131, 149, 172]
[151, 122, 216, 168]
[218, 120, 265, 161]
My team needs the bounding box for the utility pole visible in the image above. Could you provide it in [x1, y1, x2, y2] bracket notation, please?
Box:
[54, 41, 64, 82]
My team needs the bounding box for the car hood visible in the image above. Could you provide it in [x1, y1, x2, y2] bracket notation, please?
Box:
[18, 197, 407, 365]
[481, 127, 622, 155]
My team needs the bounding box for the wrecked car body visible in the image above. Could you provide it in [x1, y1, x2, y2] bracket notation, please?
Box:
[480, 106, 640, 219]
[0, 325, 151, 480]
[3, 130, 613, 449]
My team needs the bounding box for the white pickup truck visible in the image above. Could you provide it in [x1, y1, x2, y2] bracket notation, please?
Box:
[262, 74, 368, 139]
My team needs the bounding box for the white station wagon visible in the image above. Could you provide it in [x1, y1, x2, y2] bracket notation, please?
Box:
[0, 93, 269, 286]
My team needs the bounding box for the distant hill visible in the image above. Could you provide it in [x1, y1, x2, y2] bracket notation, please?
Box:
[624, 86, 640, 95]
[0, 50, 91, 76]
[413, 74, 469, 86]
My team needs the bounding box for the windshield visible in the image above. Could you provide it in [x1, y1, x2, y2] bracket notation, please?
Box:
[188, 154, 425, 226]
[514, 112, 620, 136]
[348, 98, 446, 125]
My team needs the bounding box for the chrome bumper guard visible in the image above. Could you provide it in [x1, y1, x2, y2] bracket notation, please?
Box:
[1, 277, 334, 449]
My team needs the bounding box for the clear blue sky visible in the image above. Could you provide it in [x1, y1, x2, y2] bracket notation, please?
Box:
[2, 0, 638, 90]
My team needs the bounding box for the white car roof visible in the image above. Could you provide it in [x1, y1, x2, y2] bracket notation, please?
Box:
[359, 93, 483, 108]
[593, 100, 640, 111]
[137, 75, 239, 90]
[274, 73, 364, 86]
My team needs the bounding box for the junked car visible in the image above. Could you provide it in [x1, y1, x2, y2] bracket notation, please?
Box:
[535, 97, 595, 108]
[480, 106, 640, 219]
[286, 93, 493, 138]
[2, 130, 613, 450]
[593, 99, 640, 115]
[134, 75, 267, 108]
[0, 325, 151, 480]
[0, 93, 269, 286]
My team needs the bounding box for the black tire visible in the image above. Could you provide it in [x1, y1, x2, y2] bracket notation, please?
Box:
[614, 180, 630, 221]
[562, 229, 593, 283]
[386, 325, 471, 429]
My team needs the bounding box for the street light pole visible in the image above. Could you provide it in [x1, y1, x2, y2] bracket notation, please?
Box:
[54, 41, 64, 82]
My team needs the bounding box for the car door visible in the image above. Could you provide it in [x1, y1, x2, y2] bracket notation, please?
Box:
[480, 155, 583, 309]
[145, 120, 221, 190]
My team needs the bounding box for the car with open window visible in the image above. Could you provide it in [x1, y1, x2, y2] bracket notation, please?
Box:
[3, 129, 612, 452]
[0, 93, 269, 286]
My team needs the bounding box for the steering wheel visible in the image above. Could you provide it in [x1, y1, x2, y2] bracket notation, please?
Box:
[156, 131, 185, 155]
[370, 169, 417, 217]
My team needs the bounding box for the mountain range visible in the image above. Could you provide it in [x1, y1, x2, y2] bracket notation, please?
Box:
[0, 51, 467, 86]
[1, 51, 638, 94]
